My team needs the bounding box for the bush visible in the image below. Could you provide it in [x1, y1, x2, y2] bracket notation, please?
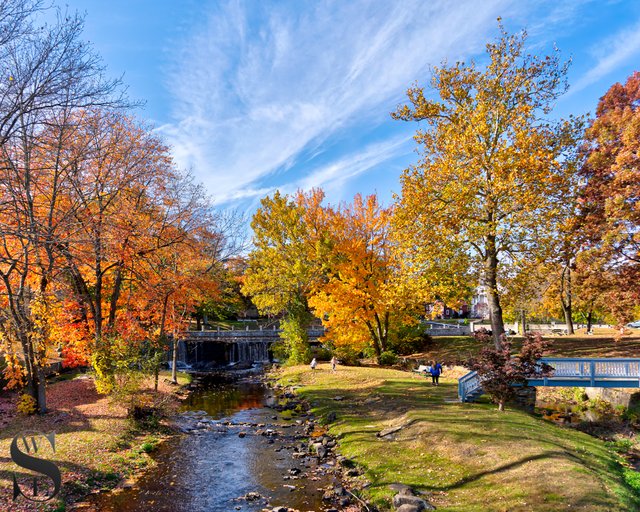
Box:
[467, 331, 551, 411]
[606, 439, 634, 454]
[389, 324, 433, 355]
[379, 351, 398, 366]
[17, 393, 37, 415]
[270, 341, 289, 362]
[334, 345, 362, 366]
[138, 438, 159, 453]
[310, 344, 332, 361]
[279, 316, 311, 364]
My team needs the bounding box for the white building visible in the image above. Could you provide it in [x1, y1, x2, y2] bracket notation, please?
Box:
[471, 285, 489, 319]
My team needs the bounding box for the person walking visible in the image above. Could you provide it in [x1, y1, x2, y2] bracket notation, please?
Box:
[310, 358, 317, 370]
[430, 361, 443, 386]
[331, 356, 337, 372]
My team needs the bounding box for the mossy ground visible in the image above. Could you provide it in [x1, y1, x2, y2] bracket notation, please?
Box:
[278, 363, 640, 511]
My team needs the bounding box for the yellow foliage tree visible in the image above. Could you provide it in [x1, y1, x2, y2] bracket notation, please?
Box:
[392, 24, 582, 347]
[242, 189, 328, 363]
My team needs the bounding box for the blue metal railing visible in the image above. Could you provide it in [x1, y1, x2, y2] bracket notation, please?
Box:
[458, 358, 640, 402]
[458, 371, 482, 402]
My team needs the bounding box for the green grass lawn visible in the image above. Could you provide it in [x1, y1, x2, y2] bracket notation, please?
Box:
[278, 363, 640, 511]
[416, 333, 640, 364]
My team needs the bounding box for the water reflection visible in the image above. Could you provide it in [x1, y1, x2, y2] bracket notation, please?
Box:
[90, 379, 333, 512]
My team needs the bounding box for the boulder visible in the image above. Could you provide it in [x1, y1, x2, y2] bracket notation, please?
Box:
[396, 505, 423, 512]
[377, 425, 403, 437]
[311, 442, 327, 458]
[393, 493, 435, 510]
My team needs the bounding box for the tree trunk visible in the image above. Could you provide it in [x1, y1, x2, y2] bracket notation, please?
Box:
[586, 309, 593, 333]
[484, 240, 505, 348]
[563, 305, 574, 335]
[560, 262, 574, 334]
[520, 309, 526, 336]
[37, 367, 47, 414]
[171, 337, 178, 384]
[498, 400, 505, 412]
[107, 263, 124, 332]
[365, 320, 382, 362]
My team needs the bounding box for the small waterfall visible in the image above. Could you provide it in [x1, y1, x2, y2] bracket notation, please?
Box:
[228, 340, 270, 364]
[177, 340, 186, 363]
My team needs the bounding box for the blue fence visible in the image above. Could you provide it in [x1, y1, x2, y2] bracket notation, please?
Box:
[458, 358, 640, 402]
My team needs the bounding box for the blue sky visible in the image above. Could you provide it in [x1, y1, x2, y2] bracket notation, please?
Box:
[67, 0, 640, 212]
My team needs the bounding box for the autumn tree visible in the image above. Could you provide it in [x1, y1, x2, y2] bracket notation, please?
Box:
[243, 190, 328, 363]
[468, 329, 551, 411]
[138, 230, 221, 387]
[309, 194, 412, 363]
[0, 0, 125, 147]
[392, 24, 582, 348]
[501, 261, 547, 333]
[578, 72, 640, 325]
[0, 1, 125, 412]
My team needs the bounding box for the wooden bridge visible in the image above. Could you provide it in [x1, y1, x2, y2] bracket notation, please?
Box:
[458, 358, 640, 402]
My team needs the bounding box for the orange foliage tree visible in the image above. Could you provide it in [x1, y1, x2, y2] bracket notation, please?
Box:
[309, 194, 412, 362]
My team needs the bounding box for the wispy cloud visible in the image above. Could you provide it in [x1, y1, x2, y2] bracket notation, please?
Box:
[570, 17, 640, 95]
[158, 0, 513, 206]
[295, 136, 411, 194]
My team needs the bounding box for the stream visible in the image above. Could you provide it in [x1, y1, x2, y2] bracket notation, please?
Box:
[88, 377, 339, 512]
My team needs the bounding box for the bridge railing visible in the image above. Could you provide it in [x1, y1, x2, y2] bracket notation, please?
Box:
[458, 371, 481, 402]
[180, 329, 326, 339]
[458, 358, 640, 401]
[540, 358, 640, 379]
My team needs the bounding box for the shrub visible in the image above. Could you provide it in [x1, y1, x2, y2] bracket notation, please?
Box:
[334, 344, 362, 366]
[279, 316, 311, 364]
[623, 467, 640, 493]
[467, 331, 552, 411]
[389, 324, 433, 355]
[17, 393, 37, 415]
[379, 351, 398, 366]
[606, 439, 634, 454]
[311, 344, 332, 361]
[138, 438, 158, 454]
[574, 388, 589, 402]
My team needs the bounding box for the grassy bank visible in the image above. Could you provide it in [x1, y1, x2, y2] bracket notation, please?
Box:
[278, 363, 640, 511]
[0, 370, 190, 511]
[416, 332, 640, 364]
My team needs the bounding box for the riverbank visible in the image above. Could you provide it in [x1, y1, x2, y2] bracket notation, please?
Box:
[277, 363, 640, 511]
[0, 370, 190, 512]
[87, 373, 354, 512]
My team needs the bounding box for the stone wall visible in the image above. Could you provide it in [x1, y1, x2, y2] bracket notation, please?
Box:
[585, 387, 640, 408]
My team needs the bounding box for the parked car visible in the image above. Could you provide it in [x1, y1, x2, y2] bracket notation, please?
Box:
[627, 321, 640, 329]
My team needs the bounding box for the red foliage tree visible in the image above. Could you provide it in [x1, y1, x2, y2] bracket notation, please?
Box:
[467, 329, 551, 411]
[578, 72, 640, 326]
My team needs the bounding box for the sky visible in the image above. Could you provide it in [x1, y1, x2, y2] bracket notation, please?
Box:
[64, 0, 640, 213]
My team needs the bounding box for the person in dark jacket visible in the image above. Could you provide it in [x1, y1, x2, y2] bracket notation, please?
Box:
[430, 361, 443, 386]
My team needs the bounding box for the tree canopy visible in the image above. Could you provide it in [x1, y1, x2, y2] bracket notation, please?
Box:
[392, 25, 583, 347]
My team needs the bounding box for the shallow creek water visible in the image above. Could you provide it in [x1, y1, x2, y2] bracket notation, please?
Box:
[90, 379, 337, 512]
